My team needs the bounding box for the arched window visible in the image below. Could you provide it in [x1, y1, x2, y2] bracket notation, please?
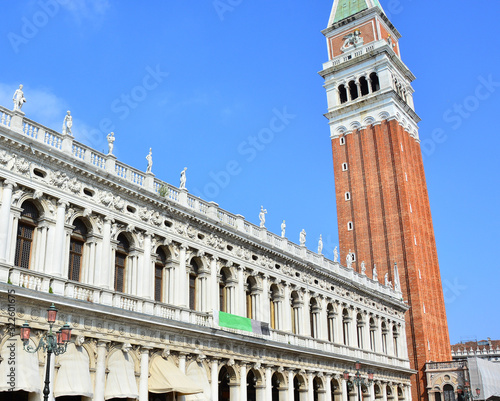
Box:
[342, 309, 350, 346]
[356, 313, 364, 348]
[327, 303, 336, 342]
[291, 291, 301, 335]
[114, 234, 129, 293]
[381, 321, 388, 354]
[154, 247, 167, 302]
[370, 73, 380, 92]
[349, 81, 359, 100]
[332, 379, 342, 401]
[219, 269, 228, 313]
[218, 366, 231, 401]
[189, 259, 199, 310]
[68, 218, 88, 282]
[339, 84, 348, 104]
[360, 76, 370, 96]
[393, 325, 399, 357]
[270, 284, 281, 330]
[247, 370, 257, 401]
[246, 276, 259, 319]
[272, 373, 282, 401]
[15, 200, 40, 269]
[369, 318, 377, 352]
[313, 377, 322, 401]
[309, 297, 320, 339]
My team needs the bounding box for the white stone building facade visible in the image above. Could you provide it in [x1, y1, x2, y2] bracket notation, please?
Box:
[0, 105, 413, 400]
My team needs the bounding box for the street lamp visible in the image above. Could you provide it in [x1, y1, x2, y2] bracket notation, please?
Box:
[463, 380, 481, 401]
[20, 303, 72, 401]
[344, 361, 374, 401]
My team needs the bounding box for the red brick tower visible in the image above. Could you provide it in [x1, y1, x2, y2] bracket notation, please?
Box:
[320, 1, 451, 400]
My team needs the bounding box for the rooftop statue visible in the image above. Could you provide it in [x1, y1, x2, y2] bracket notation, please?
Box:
[62, 111, 72, 136]
[13, 84, 26, 111]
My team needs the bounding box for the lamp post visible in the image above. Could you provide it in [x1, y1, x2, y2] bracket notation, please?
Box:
[20, 303, 72, 401]
[344, 361, 374, 401]
[462, 380, 481, 401]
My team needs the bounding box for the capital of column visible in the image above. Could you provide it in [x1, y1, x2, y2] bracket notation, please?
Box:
[2, 180, 16, 190]
[57, 199, 69, 208]
[141, 346, 153, 354]
[97, 339, 111, 348]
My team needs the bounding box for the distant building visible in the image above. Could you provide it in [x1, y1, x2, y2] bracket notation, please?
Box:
[451, 339, 500, 364]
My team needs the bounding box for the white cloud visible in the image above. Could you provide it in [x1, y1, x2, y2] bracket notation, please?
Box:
[59, 0, 110, 26]
[0, 83, 67, 131]
[0, 82, 108, 151]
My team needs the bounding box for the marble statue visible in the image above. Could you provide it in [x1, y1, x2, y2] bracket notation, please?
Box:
[62, 111, 72, 136]
[281, 220, 286, 238]
[259, 206, 267, 228]
[373, 264, 378, 281]
[333, 246, 338, 262]
[394, 262, 401, 292]
[346, 250, 353, 269]
[13, 85, 26, 111]
[318, 235, 323, 255]
[180, 167, 187, 189]
[107, 132, 115, 155]
[299, 229, 306, 246]
[146, 148, 153, 173]
[361, 261, 366, 275]
[384, 273, 393, 289]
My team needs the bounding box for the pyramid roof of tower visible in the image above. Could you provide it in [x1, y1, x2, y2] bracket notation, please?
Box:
[329, 0, 385, 25]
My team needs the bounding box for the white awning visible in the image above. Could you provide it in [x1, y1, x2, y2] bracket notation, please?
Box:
[0, 336, 41, 394]
[185, 362, 212, 401]
[104, 350, 139, 400]
[149, 357, 203, 395]
[54, 343, 93, 398]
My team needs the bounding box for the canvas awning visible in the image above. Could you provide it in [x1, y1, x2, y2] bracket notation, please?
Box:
[185, 361, 212, 401]
[0, 336, 41, 394]
[104, 350, 139, 400]
[54, 343, 93, 398]
[149, 357, 203, 395]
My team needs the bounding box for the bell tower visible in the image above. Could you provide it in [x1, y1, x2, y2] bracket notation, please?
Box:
[320, 1, 451, 400]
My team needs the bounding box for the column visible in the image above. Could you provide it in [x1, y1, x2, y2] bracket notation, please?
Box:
[261, 275, 270, 323]
[240, 364, 247, 401]
[342, 379, 348, 401]
[307, 372, 314, 401]
[382, 383, 388, 401]
[139, 347, 151, 401]
[0, 180, 14, 263]
[369, 382, 375, 401]
[211, 359, 220, 401]
[98, 218, 113, 289]
[178, 245, 187, 306]
[141, 232, 153, 299]
[283, 284, 291, 332]
[94, 341, 109, 401]
[303, 292, 311, 337]
[325, 375, 333, 401]
[265, 366, 273, 401]
[178, 353, 188, 401]
[210, 257, 219, 313]
[47, 200, 68, 277]
[319, 299, 328, 341]
[237, 266, 245, 316]
[288, 371, 295, 401]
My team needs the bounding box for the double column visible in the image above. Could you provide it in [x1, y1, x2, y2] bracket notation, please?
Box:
[0, 180, 15, 264]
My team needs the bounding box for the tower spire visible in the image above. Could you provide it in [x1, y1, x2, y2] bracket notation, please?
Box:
[328, 0, 385, 26]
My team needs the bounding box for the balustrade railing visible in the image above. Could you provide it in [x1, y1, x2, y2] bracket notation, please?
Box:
[0, 104, 401, 301]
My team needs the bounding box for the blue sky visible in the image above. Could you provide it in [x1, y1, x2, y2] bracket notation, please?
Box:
[1, 0, 499, 345]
